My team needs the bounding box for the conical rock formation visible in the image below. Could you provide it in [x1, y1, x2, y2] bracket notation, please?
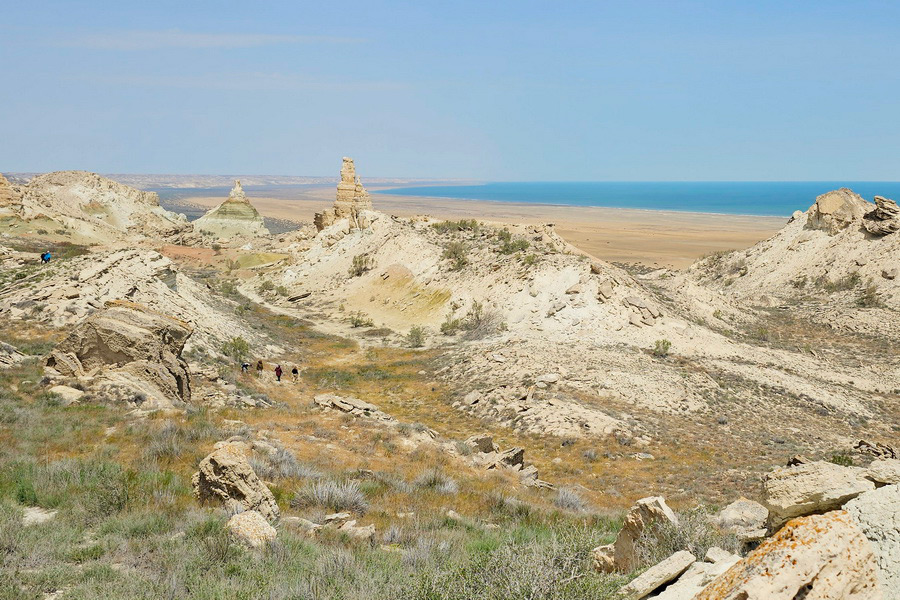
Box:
[194, 180, 270, 239]
[314, 157, 373, 231]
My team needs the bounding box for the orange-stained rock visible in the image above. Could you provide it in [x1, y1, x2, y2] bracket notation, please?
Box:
[696, 511, 882, 600]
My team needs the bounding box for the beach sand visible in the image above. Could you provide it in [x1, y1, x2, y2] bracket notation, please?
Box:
[177, 185, 786, 269]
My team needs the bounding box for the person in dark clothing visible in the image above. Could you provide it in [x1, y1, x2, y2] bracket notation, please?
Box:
[40, 252, 51, 264]
[274, 364, 283, 382]
[241, 362, 250, 374]
[291, 366, 299, 382]
[256, 360, 263, 377]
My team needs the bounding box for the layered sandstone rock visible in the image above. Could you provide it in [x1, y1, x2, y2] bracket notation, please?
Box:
[314, 157, 373, 231]
[193, 180, 269, 238]
[807, 188, 871, 234]
[45, 302, 192, 409]
[715, 497, 769, 544]
[863, 195, 900, 236]
[696, 511, 882, 599]
[192, 443, 280, 521]
[0, 173, 22, 216]
[619, 550, 695, 599]
[763, 461, 875, 529]
[592, 496, 678, 572]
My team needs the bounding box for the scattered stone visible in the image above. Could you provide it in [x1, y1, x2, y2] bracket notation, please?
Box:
[597, 280, 614, 300]
[715, 498, 769, 544]
[226, 510, 276, 548]
[882, 268, 898, 280]
[867, 459, 900, 486]
[282, 516, 322, 538]
[314, 393, 395, 422]
[844, 484, 900, 594]
[855, 439, 897, 460]
[22, 506, 57, 526]
[763, 461, 875, 529]
[337, 519, 376, 543]
[48, 385, 84, 405]
[696, 511, 882, 599]
[192, 443, 280, 521]
[324, 512, 351, 524]
[619, 550, 695, 600]
[592, 496, 678, 573]
[464, 434, 497, 454]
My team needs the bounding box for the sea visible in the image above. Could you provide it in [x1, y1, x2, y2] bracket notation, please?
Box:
[373, 182, 900, 217]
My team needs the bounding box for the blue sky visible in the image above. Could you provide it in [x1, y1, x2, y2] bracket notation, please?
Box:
[1, 1, 899, 180]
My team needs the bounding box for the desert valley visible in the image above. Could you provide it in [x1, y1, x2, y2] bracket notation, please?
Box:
[0, 158, 898, 599]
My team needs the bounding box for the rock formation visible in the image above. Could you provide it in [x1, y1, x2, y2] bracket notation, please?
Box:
[763, 460, 875, 529]
[192, 443, 280, 521]
[807, 188, 872, 234]
[193, 180, 270, 238]
[45, 301, 193, 409]
[696, 511, 882, 599]
[592, 496, 678, 572]
[715, 497, 769, 545]
[863, 195, 900, 236]
[314, 157, 373, 231]
[845, 485, 900, 595]
[0, 173, 22, 216]
[17, 171, 191, 242]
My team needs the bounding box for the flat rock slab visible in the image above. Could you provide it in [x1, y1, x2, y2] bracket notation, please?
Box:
[619, 550, 695, 600]
[764, 461, 874, 528]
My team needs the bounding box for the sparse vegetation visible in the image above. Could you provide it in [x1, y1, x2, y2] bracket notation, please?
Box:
[292, 479, 369, 513]
[407, 325, 426, 348]
[258, 279, 275, 293]
[349, 311, 375, 328]
[634, 506, 740, 568]
[652, 339, 671, 358]
[431, 219, 480, 234]
[220, 336, 250, 361]
[349, 253, 374, 277]
[460, 301, 506, 339]
[829, 453, 854, 467]
[442, 241, 469, 270]
[856, 282, 884, 308]
[817, 272, 861, 293]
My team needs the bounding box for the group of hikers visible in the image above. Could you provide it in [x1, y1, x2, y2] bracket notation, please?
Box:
[241, 359, 299, 383]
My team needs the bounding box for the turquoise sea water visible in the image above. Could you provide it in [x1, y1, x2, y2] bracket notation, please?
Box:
[374, 182, 900, 217]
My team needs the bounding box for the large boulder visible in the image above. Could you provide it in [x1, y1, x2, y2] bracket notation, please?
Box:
[192, 443, 280, 521]
[619, 550, 695, 599]
[592, 496, 678, 573]
[845, 484, 900, 596]
[715, 497, 768, 544]
[867, 459, 900, 486]
[807, 188, 871, 235]
[697, 511, 882, 599]
[226, 510, 277, 548]
[652, 549, 741, 600]
[45, 302, 192, 409]
[763, 461, 875, 529]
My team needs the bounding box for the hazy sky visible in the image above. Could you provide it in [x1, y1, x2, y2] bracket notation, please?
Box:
[2, 1, 899, 180]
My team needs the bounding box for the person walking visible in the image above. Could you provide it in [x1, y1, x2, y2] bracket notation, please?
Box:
[241, 361, 250, 374]
[256, 360, 263, 377]
[274, 364, 283, 382]
[40, 251, 51, 264]
[291, 366, 299, 382]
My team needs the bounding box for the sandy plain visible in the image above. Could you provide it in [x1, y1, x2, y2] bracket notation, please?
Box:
[176, 184, 787, 268]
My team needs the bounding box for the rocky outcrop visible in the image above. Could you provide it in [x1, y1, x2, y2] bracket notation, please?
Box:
[314, 157, 373, 231]
[226, 510, 277, 548]
[867, 459, 900, 486]
[313, 393, 397, 423]
[715, 497, 769, 544]
[845, 485, 900, 596]
[0, 341, 26, 369]
[45, 302, 192, 409]
[807, 188, 872, 234]
[863, 196, 900, 236]
[0, 173, 22, 216]
[651, 548, 741, 599]
[18, 171, 191, 242]
[465, 435, 552, 489]
[696, 511, 882, 599]
[592, 496, 678, 573]
[192, 443, 280, 521]
[763, 460, 875, 529]
[193, 180, 269, 239]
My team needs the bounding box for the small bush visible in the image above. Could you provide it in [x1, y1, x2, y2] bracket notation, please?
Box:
[460, 301, 505, 340]
[413, 468, 459, 494]
[635, 506, 740, 568]
[275, 285, 289, 297]
[442, 241, 469, 271]
[652, 339, 671, 358]
[553, 488, 587, 512]
[829, 453, 854, 467]
[431, 219, 480, 234]
[292, 479, 368, 514]
[856, 283, 884, 308]
[406, 325, 426, 348]
[219, 280, 239, 296]
[349, 254, 374, 277]
[499, 238, 530, 255]
[220, 336, 250, 361]
[440, 313, 463, 335]
[349, 312, 374, 328]
[818, 272, 861, 293]
[258, 280, 275, 293]
[250, 447, 320, 480]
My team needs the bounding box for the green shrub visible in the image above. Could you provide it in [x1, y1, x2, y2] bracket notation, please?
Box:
[406, 325, 426, 348]
[258, 280, 275, 293]
[460, 301, 505, 339]
[440, 313, 463, 336]
[292, 479, 368, 513]
[856, 283, 884, 308]
[652, 339, 671, 358]
[431, 219, 480, 234]
[349, 312, 374, 328]
[442, 241, 469, 271]
[818, 272, 861, 293]
[221, 337, 250, 361]
[349, 254, 374, 277]
[830, 453, 854, 467]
